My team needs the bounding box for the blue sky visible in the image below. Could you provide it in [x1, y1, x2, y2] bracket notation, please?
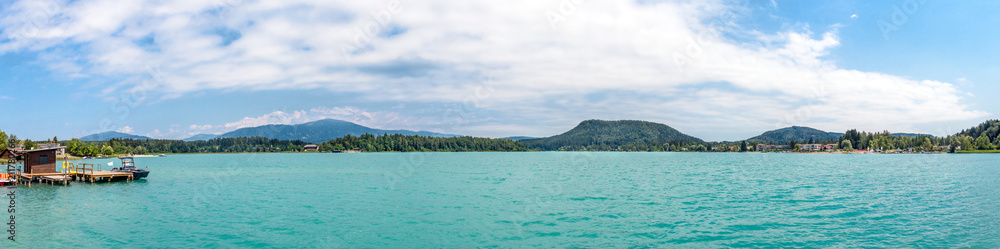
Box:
[0, 0, 996, 141]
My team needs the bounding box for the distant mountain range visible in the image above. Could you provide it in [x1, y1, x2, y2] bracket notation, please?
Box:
[81, 119, 460, 143]
[520, 120, 703, 150]
[182, 134, 219, 141]
[79, 118, 964, 147]
[213, 119, 460, 143]
[80, 131, 153, 141]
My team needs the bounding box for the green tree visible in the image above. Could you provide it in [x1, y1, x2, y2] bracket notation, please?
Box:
[949, 138, 960, 153]
[7, 135, 17, 149]
[841, 140, 853, 151]
[975, 134, 992, 150]
[53, 136, 58, 143]
[961, 135, 974, 151]
[920, 137, 933, 151]
[85, 144, 98, 157]
[0, 131, 8, 149]
[67, 139, 85, 156]
[982, 135, 996, 150]
[841, 130, 861, 150]
[113, 145, 129, 155]
[23, 139, 36, 150]
[740, 140, 748, 152]
[101, 144, 114, 156]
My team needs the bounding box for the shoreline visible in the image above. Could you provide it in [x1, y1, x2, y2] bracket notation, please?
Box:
[48, 151, 994, 158]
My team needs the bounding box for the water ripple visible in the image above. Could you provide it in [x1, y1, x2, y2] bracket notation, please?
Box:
[9, 153, 1000, 248]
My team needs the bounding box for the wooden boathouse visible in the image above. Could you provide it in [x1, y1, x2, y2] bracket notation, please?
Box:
[3, 147, 133, 186]
[2, 147, 59, 173]
[2, 147, 73, 185]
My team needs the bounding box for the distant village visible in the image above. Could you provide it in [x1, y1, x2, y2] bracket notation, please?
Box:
[750, 143, 953, 153]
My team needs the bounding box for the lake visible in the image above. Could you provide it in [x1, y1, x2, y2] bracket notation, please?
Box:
[8, 153, 1000, 247]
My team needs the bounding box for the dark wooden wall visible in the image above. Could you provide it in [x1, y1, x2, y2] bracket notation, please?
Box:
[26, 150, 57, 174]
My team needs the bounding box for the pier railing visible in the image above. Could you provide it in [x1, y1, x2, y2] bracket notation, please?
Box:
[74, 163, 94, 176]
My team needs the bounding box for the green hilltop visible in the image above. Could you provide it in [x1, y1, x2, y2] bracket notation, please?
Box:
[520, 120, 704, 151]
[746, 126, 841, 144]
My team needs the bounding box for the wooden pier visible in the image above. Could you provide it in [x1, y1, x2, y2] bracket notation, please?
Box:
[4, 147, 142, 187]
[16, 172, 72, 186]
[14, 162, 134, 186]
[41, 175, 72, 185]
[77, 171, 134, 183]
[70, 163, 134, 183]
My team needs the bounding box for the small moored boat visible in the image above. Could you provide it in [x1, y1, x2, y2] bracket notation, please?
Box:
[112, 156, 150, 179]
[0, 173, 13, 186]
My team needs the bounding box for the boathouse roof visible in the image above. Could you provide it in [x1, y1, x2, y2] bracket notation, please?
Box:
[1, 147, 65, 158]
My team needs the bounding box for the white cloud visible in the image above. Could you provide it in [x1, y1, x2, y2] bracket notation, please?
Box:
[117, 126, 134, 134]
[223, 110, 310, 129]
[188, 124, 213, 130]
[850, 14, 858, 19]
[146, 128, 185, 139]
[0, 0, 987, 140]
[308, 106, 406, 128]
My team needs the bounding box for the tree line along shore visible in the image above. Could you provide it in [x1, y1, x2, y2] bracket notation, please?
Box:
[1, 120, 998, 156]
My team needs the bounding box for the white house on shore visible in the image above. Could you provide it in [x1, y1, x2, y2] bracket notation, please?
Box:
[755, 144, 791, 151]
[799, 144, 823, 151]
[37, 143, 66, 155]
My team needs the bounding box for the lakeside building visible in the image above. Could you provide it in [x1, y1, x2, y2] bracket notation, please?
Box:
[799, 144, 823, 151]
[1, 147, 64, 174]
[757, 143, 849, 151]
[797, 144, 841, 151]
[37, 142, 66, 155]
[303, 144, 319, 152]
[755, 144, 791, 151]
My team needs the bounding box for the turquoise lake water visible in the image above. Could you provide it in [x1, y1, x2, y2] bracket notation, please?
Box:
[5, 152, 1000, 248]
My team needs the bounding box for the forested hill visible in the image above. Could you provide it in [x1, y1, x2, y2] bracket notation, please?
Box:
[746, 126, 841, 143]
[216, 119, 459, 143]
[956, 120, 1000, 142]
[519, 120, 704, 151]
[80, 131, 153, 141]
